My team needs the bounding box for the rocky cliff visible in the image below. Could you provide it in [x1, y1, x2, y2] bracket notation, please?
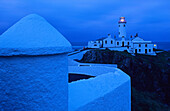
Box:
[79, 49, 170, 111]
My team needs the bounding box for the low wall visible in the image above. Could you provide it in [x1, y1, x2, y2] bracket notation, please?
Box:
[69, 71, 131, 111]
[76, 81, 130, 111]
[69, 50, 89, 60]
[69, 66, 117, 76]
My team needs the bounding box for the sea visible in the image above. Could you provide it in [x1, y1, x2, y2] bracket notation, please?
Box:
[71, 42, 170, 51]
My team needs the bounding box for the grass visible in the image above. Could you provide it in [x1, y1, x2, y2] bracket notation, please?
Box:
[132, 87, 169, 111]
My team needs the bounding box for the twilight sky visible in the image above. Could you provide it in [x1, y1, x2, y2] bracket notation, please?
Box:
[0, 0, 170, 42]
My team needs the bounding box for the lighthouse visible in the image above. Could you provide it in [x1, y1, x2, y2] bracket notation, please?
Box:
[118, 17, 126, 38]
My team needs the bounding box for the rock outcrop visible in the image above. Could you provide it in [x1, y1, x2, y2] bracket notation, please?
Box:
[79, 49, 170, 110]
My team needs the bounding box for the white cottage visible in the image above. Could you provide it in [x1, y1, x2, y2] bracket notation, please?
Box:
[129, 37, 155, 55]
[88, 17, 157, 55]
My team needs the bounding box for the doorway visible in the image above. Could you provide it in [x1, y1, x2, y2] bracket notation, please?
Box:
[135, 49, 137, 54]
[122, 41, 124, 47]
[145, 49, 147, 54]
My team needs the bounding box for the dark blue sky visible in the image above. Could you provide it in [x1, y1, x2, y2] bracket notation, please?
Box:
[0, 0, 170, 42]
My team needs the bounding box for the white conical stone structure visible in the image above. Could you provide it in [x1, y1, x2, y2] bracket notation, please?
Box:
[0, 14, 71, 56]
[0, 14, 71, 111]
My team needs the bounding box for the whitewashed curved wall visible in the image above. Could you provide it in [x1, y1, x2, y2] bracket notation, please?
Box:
[69, 70, 131, 111]
[0, 54, 68, 111]
[75, 81, 131, 111]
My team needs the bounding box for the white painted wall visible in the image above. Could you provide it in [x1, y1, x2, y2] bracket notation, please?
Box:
[0, 54, 69, 111]
[119, 23, 126, 38]
[103, 37, 115, 48]
[132, 43, 154, 54]
[88, 41, 101, 48]
[69, 66, 118, 76]
[88, 39, 156, 55]
[75, 81, 131, 111]
[69, 70, 131, 111]
[115, 40, 131, 47]
[0, 14, 71, 110]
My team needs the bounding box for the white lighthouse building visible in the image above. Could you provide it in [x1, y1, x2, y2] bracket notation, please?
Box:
[88, 17, 157, 55]
[119, 17, 126, 38]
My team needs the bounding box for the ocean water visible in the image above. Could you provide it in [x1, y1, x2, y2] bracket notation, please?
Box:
[71, 42, 87, 50]
[153, 42, 170, 51]
[71, 42, 170, 51]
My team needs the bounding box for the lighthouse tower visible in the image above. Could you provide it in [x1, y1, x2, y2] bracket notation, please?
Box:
[118, 17, 126, 38]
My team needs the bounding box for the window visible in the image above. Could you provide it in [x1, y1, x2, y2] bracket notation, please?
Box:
[111, 40, 113, 44]
[128, 42, 129, 45]
[139, 49, 141, 52]
[139, 44, 141, 47]
[124, 25, 125, 27]
[119, 25, 120, 27]
[119, 32, 120, 35]
[117, 42, 119, 45]
[145, 44, 147, 47]
[94, 44, 97, 46]
[149, 49, 151, 52]
[105, 40, 107, 44]
[122, 36, 124, 38]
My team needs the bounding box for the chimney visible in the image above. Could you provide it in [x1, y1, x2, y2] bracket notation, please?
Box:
[136, 33, 138, 37]
[131, 35, 133, 38]
[108, 34, 111, 38]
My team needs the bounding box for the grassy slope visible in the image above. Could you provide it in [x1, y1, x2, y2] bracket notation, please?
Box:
[132, 88, 169, 111]
[80, 49, 170, 111]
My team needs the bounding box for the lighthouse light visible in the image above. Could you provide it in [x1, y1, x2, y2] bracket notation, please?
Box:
[121, 19, 125, 22]
[119, 17, 126, 23]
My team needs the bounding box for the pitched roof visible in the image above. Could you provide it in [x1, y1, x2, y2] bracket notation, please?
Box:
[96, 37, 107, 41]
[115, 35, 136, 41]
[132, 37, 144, 41]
